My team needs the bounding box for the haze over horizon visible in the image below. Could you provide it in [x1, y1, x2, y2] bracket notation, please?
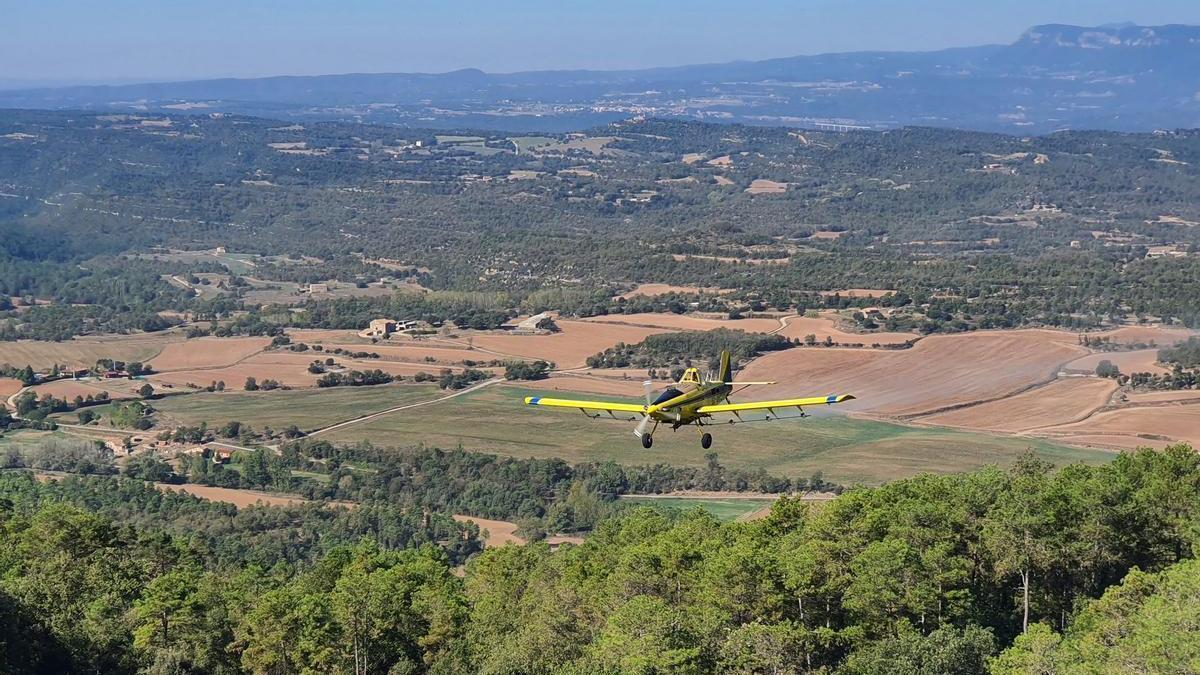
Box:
[6, 0, 1200, 86]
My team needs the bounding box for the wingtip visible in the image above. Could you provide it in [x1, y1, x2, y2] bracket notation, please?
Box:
[842, 394, 856, 402]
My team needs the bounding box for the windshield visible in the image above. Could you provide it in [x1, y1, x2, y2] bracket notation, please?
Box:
[652, 388, 683, 405]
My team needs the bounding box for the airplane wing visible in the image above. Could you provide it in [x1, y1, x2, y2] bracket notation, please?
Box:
[697, 394, 855, 414]
[524, 396, 646, 414]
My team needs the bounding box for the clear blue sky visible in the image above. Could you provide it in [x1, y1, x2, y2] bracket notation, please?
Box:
[4, 0, 1200, 85]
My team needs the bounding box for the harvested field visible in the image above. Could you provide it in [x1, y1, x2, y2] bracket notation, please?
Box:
[681, 153, 705, 164]
[745, 179, 788, 194]
[1093, 325, 1195, 346]
[158, 483, 309, 508]
[808, 231, 846, 240]
[1123, 390, 1200, 404]
[707, 155, 733, 167]
[1039, 405, 1200, 449]
[738, 330, 1087, 418]
[918, 377, 1118, 433]
[0, 335, 176, 370]
[287, 329, 368, 342]
[463, 320, 669, 369]
[147, 352, 322, 389]
[1064, 350, 1168, 375]
[713, 175, 735, 186]
[315, 343, 476, 364]
[30, 379, 137, 402]
[0, 378, 22, 400]
[453, 515, 522, 547]
[616, 283, 722, 299]
[581, 312, 781, 333]
[776, 314, 917, 345]
[149, 337, 270, 370]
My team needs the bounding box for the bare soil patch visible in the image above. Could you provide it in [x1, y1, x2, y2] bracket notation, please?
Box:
[159, 483, 310, 508]
[453, 514, 522, 547]
[745, 179, 788, 194]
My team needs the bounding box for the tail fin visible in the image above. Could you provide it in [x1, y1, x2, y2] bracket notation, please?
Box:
[718, 350, 732, 384]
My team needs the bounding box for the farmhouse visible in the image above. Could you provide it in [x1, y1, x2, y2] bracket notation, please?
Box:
[358, 318, 419, 339]
[364, 319, 396, 338]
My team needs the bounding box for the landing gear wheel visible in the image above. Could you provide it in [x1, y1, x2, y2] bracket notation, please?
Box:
[641, 433, 654, 449]
[701, 432, 713, 449]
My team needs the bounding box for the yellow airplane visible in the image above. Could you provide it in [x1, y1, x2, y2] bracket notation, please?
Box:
[523, 350, 855, 449]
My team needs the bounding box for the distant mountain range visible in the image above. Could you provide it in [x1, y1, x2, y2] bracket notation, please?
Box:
[4, 23, 1200, 133]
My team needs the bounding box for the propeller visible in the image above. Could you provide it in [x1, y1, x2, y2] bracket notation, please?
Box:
[642, 380, 656, 405]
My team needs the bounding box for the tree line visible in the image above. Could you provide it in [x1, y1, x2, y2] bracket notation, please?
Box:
[1, 444, 1196, 673]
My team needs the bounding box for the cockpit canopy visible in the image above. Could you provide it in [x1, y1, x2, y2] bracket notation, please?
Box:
[652, 387, 683, 405]
[679, 368, 701, 386]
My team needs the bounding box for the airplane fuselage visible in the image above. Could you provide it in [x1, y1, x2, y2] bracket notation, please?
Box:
[645, 381, 732, 428]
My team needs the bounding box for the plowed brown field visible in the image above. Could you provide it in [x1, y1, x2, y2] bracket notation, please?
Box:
[775, 315, 917, 345]
[1064, 349, 1169, 375]
[0, 335, 176, 369]
[739, 330, 1087, 417]
[581, 313, 781, 333]
[149, 337, 270, 370]
[1040, 405, 1200, 449]
[919, 377, 1118, 433]
[0, 378, 22, 400]
[465, 320, 670, 368]
[30, 379, 137, 401]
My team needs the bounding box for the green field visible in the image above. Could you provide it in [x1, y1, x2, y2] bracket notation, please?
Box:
[0, 429, 63, 450]
[324, 385, 1117, 485]
[621, 496, 775, 521]
[509, 136, 557, 152]
[56, 384, 442, 433]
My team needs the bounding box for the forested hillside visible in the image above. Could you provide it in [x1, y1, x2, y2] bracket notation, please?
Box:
[2, 444, 1196, 674]
[2, 111, 1199, 341]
